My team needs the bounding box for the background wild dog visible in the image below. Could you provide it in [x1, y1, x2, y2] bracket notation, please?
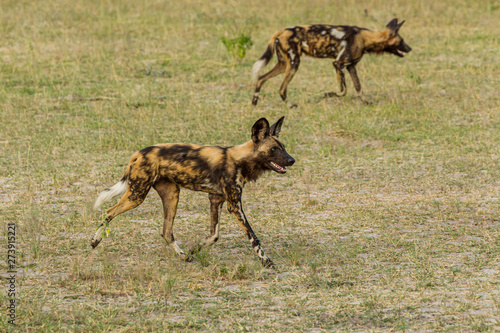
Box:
[252, 18, 412, 106]
[91, 117, 295, 268]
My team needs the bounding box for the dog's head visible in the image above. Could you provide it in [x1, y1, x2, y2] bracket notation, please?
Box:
[383, 18, 412, 57]
[251, 116, 295, 174]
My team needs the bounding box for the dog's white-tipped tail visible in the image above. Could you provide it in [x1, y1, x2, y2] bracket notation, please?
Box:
[252, 32, 279, 83]
[252, 59, 267, 83]
[94, 180, 127, 210]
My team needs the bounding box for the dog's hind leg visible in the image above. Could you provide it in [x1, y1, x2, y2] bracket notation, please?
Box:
[252, 61, 286, 106]
[325, 62, 346, 98]
[154, 180, 190, 261]
[91, 181, 152, 248]
[347, 64, 372, 104]
[278, 53, 301, 108]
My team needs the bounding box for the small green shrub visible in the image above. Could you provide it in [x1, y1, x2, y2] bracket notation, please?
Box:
[221, 34, 254, 59]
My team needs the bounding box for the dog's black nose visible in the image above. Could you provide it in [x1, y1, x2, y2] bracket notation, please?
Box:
[288, 157, 295, 166]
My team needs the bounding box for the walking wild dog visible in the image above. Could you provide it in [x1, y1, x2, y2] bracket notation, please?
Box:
[252, 18, 412, 107]
[91, 117, 295, 268]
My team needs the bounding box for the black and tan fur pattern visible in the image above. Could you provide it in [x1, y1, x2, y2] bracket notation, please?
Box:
[91, 117, 295, 268]
[252, 18, 412, 106]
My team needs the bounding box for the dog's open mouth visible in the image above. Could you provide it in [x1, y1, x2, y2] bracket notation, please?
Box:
[390, 48, 407, 57]
[269, 161, 287, 174]
[395, 45, 411, 57]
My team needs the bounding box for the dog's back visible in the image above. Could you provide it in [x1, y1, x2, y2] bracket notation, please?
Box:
[130, 143, 227, 194]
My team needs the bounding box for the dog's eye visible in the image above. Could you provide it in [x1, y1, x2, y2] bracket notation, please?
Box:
[271, 147, 277, 153]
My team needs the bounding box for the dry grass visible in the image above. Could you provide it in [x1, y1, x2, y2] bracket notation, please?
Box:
[1, 0, 499, 331]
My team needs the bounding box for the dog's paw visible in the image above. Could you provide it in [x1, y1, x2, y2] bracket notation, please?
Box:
[90, 238, 101, 249]
[359, 96, 373, 105]
[325, 91, 347, 98]
[261, 257, 276, 269]
[180, 253, 194, 262]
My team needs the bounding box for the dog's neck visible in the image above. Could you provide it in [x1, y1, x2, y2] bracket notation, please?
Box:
[358, 29, 392, 54]
[228, 141, 254, 161]
[228, 141, 267, 184]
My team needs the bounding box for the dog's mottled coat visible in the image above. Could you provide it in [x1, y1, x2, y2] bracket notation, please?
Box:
[91, 117, 295, 267]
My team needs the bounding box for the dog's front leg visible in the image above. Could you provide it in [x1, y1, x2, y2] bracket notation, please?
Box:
[226, 191, 274, 268]
[325, 62, 346, 98]
[347, 64, 372, 104]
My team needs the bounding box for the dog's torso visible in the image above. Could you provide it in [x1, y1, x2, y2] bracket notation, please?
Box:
[276, 25, 368, 66]
[130, 142, 266, 197]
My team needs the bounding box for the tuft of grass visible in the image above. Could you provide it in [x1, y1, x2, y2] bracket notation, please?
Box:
[159, 274, 177, 300]
[229, 263, 248, 280]
[193, 247, 212, 267]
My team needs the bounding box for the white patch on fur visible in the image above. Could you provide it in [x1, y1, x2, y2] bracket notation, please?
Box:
[236, 172, 246, 187]
[321, 30, 326, 35]
[330, 28, 345, 39]
[252, 59, 267, 83]
[170, 241, 185, 255]
[251, 240, 267, 260]
[204, 223, 220, 246]
[288, 26, 296, 30]
[92, 226, 104, 244]
[288, 50, 295, 62]
[336, 41, 347, 61]
[301, 41, 309, 52]
[94, 180, 127, 210]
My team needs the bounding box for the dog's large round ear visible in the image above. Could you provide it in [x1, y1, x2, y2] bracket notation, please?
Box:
[386, 18, 399, 29]
[386, 18, 401, 36]
[269, 116, 285, 138]
[252, 118, 270, 144]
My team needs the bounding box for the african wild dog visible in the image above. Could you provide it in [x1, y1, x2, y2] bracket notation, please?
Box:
[91, 117, 295, 268]
[252, 18, 412, 107]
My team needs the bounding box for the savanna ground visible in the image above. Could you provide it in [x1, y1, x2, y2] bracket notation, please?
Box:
[1, 0, 499, 331]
